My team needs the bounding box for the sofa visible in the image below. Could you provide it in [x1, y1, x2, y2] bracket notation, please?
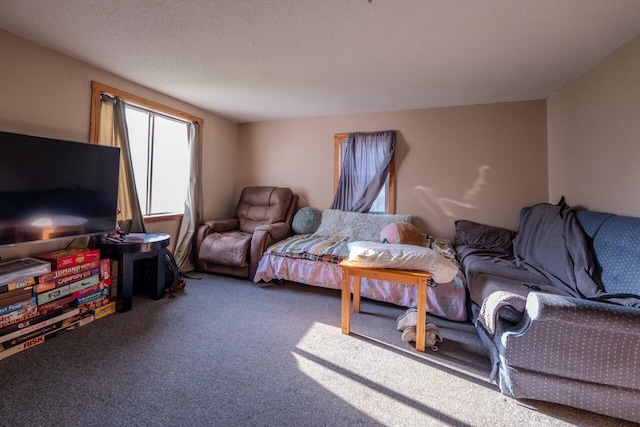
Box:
[455, 202, 640, 423]
[255, 208, 468, 322]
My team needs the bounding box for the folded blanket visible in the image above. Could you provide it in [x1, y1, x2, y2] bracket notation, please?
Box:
[477, 291, 527, 338]
[265, 234, 353, 263]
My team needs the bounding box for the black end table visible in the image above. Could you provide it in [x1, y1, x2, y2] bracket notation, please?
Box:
[96, 233, 170, 312]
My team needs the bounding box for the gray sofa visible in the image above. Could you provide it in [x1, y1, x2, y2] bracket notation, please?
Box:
[455, 202, 640, 424]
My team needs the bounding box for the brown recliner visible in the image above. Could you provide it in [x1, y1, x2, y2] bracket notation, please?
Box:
[195, 186, 298, 280]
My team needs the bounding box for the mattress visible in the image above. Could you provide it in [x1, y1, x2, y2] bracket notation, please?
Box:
[254, 234, 467, 321]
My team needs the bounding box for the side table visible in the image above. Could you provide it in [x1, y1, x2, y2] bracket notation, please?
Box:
[96, 233, 170, 313]
[340, 260, 430, 352]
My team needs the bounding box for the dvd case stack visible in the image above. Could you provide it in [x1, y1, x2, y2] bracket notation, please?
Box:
[0, 248, 116, 360]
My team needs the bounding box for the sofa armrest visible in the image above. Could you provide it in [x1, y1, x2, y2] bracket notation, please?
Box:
[502, 292, 640, 390]
[254, 222, 291, 241]
[249, 222, 292, 279]
[203, 218, 239, 232]
[194, 219, 240, 264]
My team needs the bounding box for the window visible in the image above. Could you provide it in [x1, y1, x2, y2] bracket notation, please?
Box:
[333, 133, 396, 214]
[89, 81, 203, 223]
[124, 105, 190, 216]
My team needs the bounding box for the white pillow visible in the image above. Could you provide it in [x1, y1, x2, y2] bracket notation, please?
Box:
[346, 241, 458, 283]
[313, 209, 411, 241]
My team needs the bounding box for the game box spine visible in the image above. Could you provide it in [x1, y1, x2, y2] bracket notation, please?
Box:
[67, 274, 101, 295]
[76, 287, 110, 306]
[72, 279, 106, 299]
[0, 278, 35, 294]
[35, 259, 101, 284]
[0, 317, 86, 361]
[0, 304, 39, 329]
[33, 268, 100, 294]
[35, 248, 100, 270]
[0, 308, 80, 345]
[93, 301, 116, 320]
[36, 285, 71, 306]
[0, 335, 46, 360]
[99, 258, 112, 286]
[0, 310, 63, 338]
[78, 295, 110, 316]
[0, 288, 34, 306]
[0, 310, 81, 351]
[37, 294, 75, 315]
[0, 297, 37, 317]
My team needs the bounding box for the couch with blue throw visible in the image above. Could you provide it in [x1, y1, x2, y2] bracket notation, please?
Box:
[454, 202, 640, 424]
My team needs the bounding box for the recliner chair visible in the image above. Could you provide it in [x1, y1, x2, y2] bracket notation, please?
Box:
[195, 186, 298, 280]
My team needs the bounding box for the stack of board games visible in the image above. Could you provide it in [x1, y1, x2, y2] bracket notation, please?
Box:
[0, 257, 51, 331]
[0, 248, 116, 360]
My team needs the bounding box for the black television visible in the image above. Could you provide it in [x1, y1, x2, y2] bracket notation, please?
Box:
[0, 130, 120, 246]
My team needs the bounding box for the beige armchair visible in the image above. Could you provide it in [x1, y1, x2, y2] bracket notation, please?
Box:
[195, 186, 298, 280]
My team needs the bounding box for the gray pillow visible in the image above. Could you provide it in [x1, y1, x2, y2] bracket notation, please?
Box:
[454, 220, 516, 254]
[291, 207, 321, 234]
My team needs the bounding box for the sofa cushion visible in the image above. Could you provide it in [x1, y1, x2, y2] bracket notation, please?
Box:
[454, 220, 516, 254]
[457, 245, 573, 308]
[198, 231, 251, 268]
[236, 187, 293, 233]
[313, 209, 411, 241]
[592, 215, 640, 295]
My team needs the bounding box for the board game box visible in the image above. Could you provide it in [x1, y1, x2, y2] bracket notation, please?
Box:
[35, 259, 101, 284]
[0, 258, 51, 287]
[35, 248, 100, 270]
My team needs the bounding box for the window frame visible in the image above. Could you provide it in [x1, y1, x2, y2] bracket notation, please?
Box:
[333, 133, 396, 214]
[89, 81, 203, 223]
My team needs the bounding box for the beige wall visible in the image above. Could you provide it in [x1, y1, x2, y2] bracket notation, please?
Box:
[548, 34, 640, 216]
[240, 100, 548, 239]
[0, 30, 240, 259]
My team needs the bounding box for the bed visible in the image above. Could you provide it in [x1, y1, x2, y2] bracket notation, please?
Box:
[254, 210, 468, 321]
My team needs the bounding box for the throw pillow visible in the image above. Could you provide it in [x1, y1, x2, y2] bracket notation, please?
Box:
[454, 220, 516, 254]
[380, 222, 424, 246]
[291, 207, 321, 234]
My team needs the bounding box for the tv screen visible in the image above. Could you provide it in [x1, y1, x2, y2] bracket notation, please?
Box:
[0, 131, 120, 246]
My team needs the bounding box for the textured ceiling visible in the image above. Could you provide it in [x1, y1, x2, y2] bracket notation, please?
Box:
[1, 1, 640, 123]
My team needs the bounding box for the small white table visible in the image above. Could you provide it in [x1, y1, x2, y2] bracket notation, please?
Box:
[340, 260, 430, 352]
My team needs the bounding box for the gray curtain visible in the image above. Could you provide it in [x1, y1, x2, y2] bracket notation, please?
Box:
[173, 122, 202, 271]
[99, 95, 147, 233]
[330, 130, 396, 213]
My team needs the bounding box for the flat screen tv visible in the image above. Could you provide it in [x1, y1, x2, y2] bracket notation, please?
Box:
[0, 130, 120, 247]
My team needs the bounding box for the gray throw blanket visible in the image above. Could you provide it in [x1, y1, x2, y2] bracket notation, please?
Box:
[513, 202, 604, 300]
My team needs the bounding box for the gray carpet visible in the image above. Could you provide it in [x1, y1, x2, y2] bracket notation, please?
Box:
[0, 273, 634, 427]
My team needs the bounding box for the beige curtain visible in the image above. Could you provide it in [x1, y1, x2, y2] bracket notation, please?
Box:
[98, 95, 146, 233]
[173, 122, 202, 271]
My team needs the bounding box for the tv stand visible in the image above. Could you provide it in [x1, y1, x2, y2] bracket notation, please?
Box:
[96, 233, 170, 312]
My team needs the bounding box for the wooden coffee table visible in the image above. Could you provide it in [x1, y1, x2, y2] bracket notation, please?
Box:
[339, 260, 431, 352]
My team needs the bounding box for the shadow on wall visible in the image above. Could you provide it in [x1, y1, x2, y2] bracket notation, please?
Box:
[412, 165, 490, 222]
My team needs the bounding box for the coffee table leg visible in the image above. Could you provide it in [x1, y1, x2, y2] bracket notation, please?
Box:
[353, 276, 361, 313]
[341, 268, 350, 334]
[415, 277, 428, 352]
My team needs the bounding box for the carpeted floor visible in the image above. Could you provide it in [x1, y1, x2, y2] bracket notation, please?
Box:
[0, 273, 634, 427]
